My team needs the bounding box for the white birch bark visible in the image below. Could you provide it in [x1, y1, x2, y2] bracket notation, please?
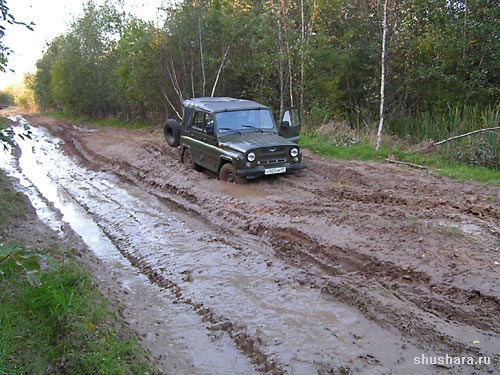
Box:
[197, 3, 206, 97]
[376, 0, 388, 151]
[211, 44, 231, 97]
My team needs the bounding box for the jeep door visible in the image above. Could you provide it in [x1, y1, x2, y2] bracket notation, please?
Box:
[189, 111, 219, 172]
[278, 107, 301, 143]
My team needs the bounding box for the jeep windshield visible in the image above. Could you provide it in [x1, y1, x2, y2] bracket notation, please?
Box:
[215, 109, 275, 134]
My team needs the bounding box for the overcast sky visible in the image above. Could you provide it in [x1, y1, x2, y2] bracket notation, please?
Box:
[1, 0, 168, 89]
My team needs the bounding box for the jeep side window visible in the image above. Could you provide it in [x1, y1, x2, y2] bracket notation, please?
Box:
[192, 112, 214, 134]
[192, 112, 205, 131]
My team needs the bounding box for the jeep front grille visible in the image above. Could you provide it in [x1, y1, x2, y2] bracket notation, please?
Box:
[261, 147, 286, 156]
[258, 158, 287, 165]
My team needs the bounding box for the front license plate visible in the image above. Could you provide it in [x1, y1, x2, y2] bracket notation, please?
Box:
[265, 166, 286, 175]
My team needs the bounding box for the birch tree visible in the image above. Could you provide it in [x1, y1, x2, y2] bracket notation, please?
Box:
[376, 0, 388, 150]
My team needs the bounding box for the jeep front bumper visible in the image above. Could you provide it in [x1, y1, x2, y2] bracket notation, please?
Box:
[236, 163, 307, 178]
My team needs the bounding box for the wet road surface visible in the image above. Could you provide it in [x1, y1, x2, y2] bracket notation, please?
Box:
[1, 116, 495, 374]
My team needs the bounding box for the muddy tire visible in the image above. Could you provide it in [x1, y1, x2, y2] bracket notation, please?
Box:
[163, 119, 180, 147]
[182, 148, 202, 172]
[219, 163, 246, 184]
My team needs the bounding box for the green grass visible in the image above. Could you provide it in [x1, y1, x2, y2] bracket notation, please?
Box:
[0, 173, 157, 375]
[386, 105, 500, 170]
[0, 261, 154, 375]
[44, 111, 152, 129]
[387, 105, 500, 143]
[432, 162, 500, 183]
[300, 134, 500, 184]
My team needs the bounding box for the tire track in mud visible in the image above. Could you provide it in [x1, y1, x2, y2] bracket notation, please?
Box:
[98, 229, 286, 375]
[249, 225, 500, 366]
[305, 157, 500, 224]
[44, 159, 286, 373]
[255, 225, 500, 332]
[63, 133, 202, 207]
[300, 182, 500, 227]
[130, 161, 500, 361]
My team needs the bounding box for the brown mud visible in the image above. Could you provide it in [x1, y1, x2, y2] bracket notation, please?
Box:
[9, 114, 500, 374]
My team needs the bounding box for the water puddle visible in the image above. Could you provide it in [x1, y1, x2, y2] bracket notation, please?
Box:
[0, 117, 438, 374]
[0, 118, 257, 374]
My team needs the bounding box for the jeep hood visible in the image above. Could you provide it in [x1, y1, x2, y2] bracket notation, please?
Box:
[219, 132, 297, 153]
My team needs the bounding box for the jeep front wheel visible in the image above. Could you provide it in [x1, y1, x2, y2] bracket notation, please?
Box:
[219, 163, 246, 184]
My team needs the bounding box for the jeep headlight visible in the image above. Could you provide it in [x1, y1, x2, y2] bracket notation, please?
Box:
[247, 152, 256, 162]
[290, 147, 299, 158]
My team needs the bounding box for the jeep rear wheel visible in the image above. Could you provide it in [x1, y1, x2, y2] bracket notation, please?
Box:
[163, 119, 180, 147]
[219, 163, 246, 184]
[182, 148, 202, 171]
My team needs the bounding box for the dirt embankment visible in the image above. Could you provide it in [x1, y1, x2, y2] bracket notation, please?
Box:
[25, 115, 500, 373]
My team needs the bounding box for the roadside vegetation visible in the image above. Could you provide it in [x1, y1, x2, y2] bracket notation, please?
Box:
[0, 83, 36, 112]
[20, 0, 498, 173]
[0, 171, 157, 374]
[300, 134, 500, 183]
[3, 0, 499, 175]
[301, 104, 500, 183]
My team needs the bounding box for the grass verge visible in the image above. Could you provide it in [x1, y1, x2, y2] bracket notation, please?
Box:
[46, 111, 152, 129]
[300, 135, 500, 184]
[0, 172, 157, 375]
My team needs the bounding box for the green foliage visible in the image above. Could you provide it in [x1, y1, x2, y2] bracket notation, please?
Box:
[0, 0, 34, 72]
[0, 259, 155, 374]
[29, 0, 499, 151]
[0, 171, 156, 374]
[30, 37, 63, 111]
[0, 91, 14, 105]
[0, 242, 47, 286]
[32, 0, 124, 117]
[0, 122, 32, 150]
[115, 17, 166, 122]
[387, 105, 500, 169]
[0, 81, 36, 111]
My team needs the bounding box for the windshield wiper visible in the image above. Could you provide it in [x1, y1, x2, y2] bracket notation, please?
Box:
[218, 127, 241, 135]
[242, 125, 264, 133]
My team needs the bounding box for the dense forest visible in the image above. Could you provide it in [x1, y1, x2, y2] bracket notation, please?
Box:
[24, 0, 500, 164]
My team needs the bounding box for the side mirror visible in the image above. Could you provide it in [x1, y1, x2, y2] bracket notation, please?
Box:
[206, 124, 215, 135]
[281, 121, 290, 129]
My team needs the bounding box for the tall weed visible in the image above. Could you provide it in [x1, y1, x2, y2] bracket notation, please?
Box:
[387, 105, 500, 169]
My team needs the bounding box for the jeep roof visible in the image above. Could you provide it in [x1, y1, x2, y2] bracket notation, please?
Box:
[183, 97, 269, 114]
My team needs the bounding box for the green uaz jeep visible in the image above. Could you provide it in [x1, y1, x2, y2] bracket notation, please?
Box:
[163, 97, 307, 183]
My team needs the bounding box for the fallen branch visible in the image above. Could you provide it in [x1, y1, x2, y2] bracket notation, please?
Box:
[414, 126, 500, 153]
[385, 159, 427, 170]
[434, 126, 500, 146]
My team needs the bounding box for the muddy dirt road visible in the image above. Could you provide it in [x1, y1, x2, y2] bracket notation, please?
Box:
[2, 114, 499, 374]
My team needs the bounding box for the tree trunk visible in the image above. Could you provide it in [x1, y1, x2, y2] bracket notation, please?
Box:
[211, 44, 231, 97]
[197, 3, 206, 97]
[300, 0, 305, 110]
[376, 0, 388, 151]
[276, 0, 286, 120]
